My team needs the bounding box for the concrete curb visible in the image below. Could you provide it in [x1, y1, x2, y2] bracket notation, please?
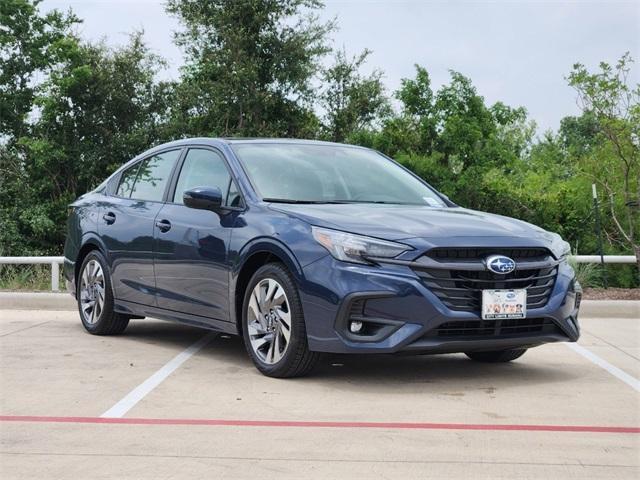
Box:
[0, 292, 638, 318]
[579, 300, 639, 319]
[0, 292, 76, 311]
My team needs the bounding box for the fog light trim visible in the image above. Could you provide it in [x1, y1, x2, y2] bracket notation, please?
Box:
[335, 291, 405, 343]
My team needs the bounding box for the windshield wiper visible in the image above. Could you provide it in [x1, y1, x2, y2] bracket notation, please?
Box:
[263, 198, 348, 204]
[263, 198, 430, 206]
[331, 200, 422, 205]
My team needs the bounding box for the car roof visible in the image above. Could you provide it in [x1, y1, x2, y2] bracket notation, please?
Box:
[221, 138, 358, 147]
[147, 137, 368, 149]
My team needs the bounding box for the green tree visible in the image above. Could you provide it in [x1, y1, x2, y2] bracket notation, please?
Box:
[365, 66, 533, 167]
[166, 0, 333, 137]
[2, 33, 170, 254]
[361, 66, 535, 210]
[558, 112, 600, 158]
[568, 53, 640, 273]
[319, 49, 389, 142]
[0, 0, 79, 255]
[392, 65, 438, 155]
[480, 132, 590, 246]
[0, 0, 79, 141]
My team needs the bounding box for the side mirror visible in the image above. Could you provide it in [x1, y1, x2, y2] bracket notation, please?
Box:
[183, 186, 223, 212]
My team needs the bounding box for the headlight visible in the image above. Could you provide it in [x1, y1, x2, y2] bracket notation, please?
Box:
[548, 232, 571, 260]
[311, 226, 411, 264]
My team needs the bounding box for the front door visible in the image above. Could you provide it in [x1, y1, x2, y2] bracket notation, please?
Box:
[100, 149, 182, 306]
[153, 148, 243, 322]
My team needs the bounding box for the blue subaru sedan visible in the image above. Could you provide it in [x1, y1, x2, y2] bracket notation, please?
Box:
[64, 138, 582, 377]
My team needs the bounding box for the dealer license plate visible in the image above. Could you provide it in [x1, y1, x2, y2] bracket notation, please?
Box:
[481, 289, 527, 320]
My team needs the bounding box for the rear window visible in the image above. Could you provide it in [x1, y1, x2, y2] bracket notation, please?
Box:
[116, 149, 181, 201]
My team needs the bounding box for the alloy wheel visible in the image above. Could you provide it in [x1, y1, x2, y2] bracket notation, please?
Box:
[246, 278, 292, 364]
[79, 259, 105, 325]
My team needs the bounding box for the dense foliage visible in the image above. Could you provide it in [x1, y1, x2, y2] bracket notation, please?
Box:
[1, 0, 638, 286]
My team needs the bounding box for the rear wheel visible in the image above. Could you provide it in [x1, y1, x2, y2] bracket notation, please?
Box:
[77, 251, 129, 335]
[465, 348, 527, 363]
[242, 263, 319, 378]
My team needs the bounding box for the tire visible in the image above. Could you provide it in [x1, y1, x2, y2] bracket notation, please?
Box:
[465, 348, 527, 363]
[241, 263, 320, 378]
[76, 250, 129, 335]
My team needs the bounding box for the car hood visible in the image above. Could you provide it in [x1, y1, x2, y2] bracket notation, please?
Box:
[269, 203, 548, 241]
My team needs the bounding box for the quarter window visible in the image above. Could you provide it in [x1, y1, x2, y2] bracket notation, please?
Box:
[226, 177, 243, 207]
[173, 148, 240, 206]
[129, 150, 181, 202]
[116, 162, 141, 198]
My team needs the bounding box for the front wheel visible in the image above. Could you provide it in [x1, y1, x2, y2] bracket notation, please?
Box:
[242, 263, 320, 378]
[465, 348, 527, 363]
[77, 251, 129, 335]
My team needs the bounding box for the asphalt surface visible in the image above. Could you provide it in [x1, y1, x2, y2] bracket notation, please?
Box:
[0, 307, 638, 479]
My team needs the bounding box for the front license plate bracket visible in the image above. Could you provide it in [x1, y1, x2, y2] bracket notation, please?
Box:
[481, 289, 527, 320]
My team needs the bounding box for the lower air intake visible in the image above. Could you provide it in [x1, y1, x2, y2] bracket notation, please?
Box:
[431, 318, 560, 338]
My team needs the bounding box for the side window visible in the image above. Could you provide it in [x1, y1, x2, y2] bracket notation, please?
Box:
[173, 148, 238, 206]
[116, 162, 141, 198]
[130, 149, 181, 202]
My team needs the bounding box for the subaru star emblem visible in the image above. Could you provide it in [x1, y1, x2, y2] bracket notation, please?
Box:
[485, 255, 516, 274]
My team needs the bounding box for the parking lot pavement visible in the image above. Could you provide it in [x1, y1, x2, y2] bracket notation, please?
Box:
[1, 308, 639, 479]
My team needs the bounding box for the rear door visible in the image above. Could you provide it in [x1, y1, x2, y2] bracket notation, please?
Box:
[100, 149, 182, 306]
[153, 147, 244, 322]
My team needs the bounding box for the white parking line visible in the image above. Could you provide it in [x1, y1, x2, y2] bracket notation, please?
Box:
[101, 332, 217, 418]
[566, 342, 640, 392]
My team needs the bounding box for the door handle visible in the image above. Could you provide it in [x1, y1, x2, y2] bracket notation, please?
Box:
[155, 219, 172, 233]
[103, 211, 116, 225]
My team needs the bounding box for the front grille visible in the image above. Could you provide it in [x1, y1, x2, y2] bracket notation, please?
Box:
[413, 247, 558, 313]
[430, 318, 559, 338]
[427, 247, 550, 262]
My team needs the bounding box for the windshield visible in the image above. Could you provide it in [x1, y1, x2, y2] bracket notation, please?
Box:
[232, 143, 447, 206]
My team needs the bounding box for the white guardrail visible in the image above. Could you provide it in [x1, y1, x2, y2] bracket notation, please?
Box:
[0, 254, 637, 292]
[0, 256, 64, 291]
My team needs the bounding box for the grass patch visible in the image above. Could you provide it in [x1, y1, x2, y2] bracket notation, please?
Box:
[568, 258, 601, 288]
[0, 264, 64, 291]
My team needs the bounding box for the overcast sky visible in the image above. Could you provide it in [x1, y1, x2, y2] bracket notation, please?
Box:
[43, 0, 639, 134]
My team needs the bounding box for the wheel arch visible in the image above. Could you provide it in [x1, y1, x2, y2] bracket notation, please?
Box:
[74, 234, 109, 287]
[231, 239, 304, 336]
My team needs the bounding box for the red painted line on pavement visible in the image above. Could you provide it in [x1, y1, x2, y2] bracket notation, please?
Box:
[1, 415, 638, 434]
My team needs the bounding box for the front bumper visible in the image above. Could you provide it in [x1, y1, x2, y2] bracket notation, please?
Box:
[300, 255, 581, 354]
